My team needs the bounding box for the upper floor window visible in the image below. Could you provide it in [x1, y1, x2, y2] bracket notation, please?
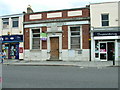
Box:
[32, 29, 41, 49]
[70, 26, 81, 49]
[2, 18, 9, 29]
[12, 17, 19, 28]
[101, 14, 109, 26]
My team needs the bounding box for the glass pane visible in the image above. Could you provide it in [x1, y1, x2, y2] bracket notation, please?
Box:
[95, 41, 99, 53]
[3, 19, 9, 28]
[12, 18, 18, 21]
[71, 37, 80, 44]
[32, 38, 40, 49]
[32, 29, 40, 33]
[13, 21, 18, 27]
[70, 27, 80, 31]
[71, 31, 80, 35]
[71, 45, 80, 49]
[100, 43, 106, 49]
[102, 14, 109, 20]
[100, 43, 106, 52]
[33, 34, 40, 37]
[95, 53, 99, 58]
[102, 21, 109, 26]
[100, 53, 106, 59]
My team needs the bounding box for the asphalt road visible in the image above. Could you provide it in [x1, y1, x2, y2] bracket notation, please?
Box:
[2, 65, 118, 88]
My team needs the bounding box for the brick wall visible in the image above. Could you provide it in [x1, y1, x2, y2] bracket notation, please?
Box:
[42, 27, 47, 49]
[82, 24, 90, 49]
[62, 25, 68, 49]
[24, 8, 90, 22]
[24, 28, 30, 49]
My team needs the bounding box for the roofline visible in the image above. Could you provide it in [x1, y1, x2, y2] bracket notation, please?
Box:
[25, 6, 89, 15]
[0, 13, 24, 18]
[90, 1, 120, 5]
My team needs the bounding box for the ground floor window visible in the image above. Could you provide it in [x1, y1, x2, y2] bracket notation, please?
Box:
[32, 29, 41, 49]
[2, 43, 19, 59]
[94, 40, 115, 61]
[95, 40, 99, 58]
[70, 26, 81, 49]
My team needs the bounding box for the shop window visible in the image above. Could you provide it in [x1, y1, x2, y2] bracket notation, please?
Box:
[2, 18, 9, 29]
[32, 29, 40, 49]
[12, 17, 19, 27]
[70, 26, 81, 49]
[101, 14, 109, 26]
[95, 40, 99, 58]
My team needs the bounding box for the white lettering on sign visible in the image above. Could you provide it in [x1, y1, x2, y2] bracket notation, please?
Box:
[68, 10, 82, 16]
[30, 14, 42, 20]
[10, 37, 14, 40]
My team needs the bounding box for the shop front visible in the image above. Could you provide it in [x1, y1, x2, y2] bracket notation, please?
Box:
[94, 40, 115, 61]
[2, 35, 23, 59]
[91, 31, 120, 61]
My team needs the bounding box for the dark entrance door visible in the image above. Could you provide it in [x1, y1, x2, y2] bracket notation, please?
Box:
[9, 43, 19, 59]
[107, 42, 115, 61]
[50, 37, 59, 60]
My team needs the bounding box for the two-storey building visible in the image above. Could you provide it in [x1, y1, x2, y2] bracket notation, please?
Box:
[0, 14, 24, 60]
[90, 1, 120, 61]
[24, 6, 90, 61]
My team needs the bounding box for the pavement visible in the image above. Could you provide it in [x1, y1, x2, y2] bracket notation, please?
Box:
[1, 59, 120, 67]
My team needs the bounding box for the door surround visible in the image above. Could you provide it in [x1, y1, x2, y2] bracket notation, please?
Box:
[47, 33, 62, 60]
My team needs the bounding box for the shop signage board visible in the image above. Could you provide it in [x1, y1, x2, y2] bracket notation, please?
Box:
[94, 32, 120, 36]
[2, 35, 23, 42]
[40, 33, 47, 40]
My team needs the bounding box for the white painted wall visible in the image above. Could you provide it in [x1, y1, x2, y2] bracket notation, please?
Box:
[0, 15, 23, 35]
[90, 2, 119, 27]
[0, 14, 24, 60]
[118, 2, 120, 26]
[19, 42, 24, 59]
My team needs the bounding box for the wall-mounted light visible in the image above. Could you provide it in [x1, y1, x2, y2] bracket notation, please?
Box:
[7, 32, 10, 35]
[20, 31, 22, 33]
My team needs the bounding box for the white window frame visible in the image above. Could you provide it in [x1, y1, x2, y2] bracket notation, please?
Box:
[12, 17, 19, 28]
[101, 14, 109, 27]
[30, 28, 42, 50]
[68, 25, 82, 50]
[2, 18, 9, 29]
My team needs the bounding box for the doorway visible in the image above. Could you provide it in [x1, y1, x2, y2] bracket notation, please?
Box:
[99, 42, 115, 61]
[3, 43, 19, 59]
[107, 42, 115, 61]
[50, 37, 59, 60]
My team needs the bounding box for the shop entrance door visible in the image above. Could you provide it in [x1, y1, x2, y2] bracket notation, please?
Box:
[107, 42, 115, 61]
[99, 42, 107, 61]
[9, 43, 19, 59]
[50, 37, 59, 60]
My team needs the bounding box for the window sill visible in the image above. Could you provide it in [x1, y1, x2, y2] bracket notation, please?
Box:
[12, 27, 19, 28]
[30, 49, 41, 52]
[2, 28, 9, 30]
[69, 49, 82, 51]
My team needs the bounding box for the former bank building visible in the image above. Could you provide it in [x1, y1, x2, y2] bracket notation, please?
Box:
[24, 5, 90, 61]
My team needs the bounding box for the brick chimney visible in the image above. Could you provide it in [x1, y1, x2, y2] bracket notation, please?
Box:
[27, 5, 33, 13]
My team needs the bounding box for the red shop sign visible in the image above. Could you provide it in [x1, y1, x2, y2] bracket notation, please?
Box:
[19, 47, 23, 53]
